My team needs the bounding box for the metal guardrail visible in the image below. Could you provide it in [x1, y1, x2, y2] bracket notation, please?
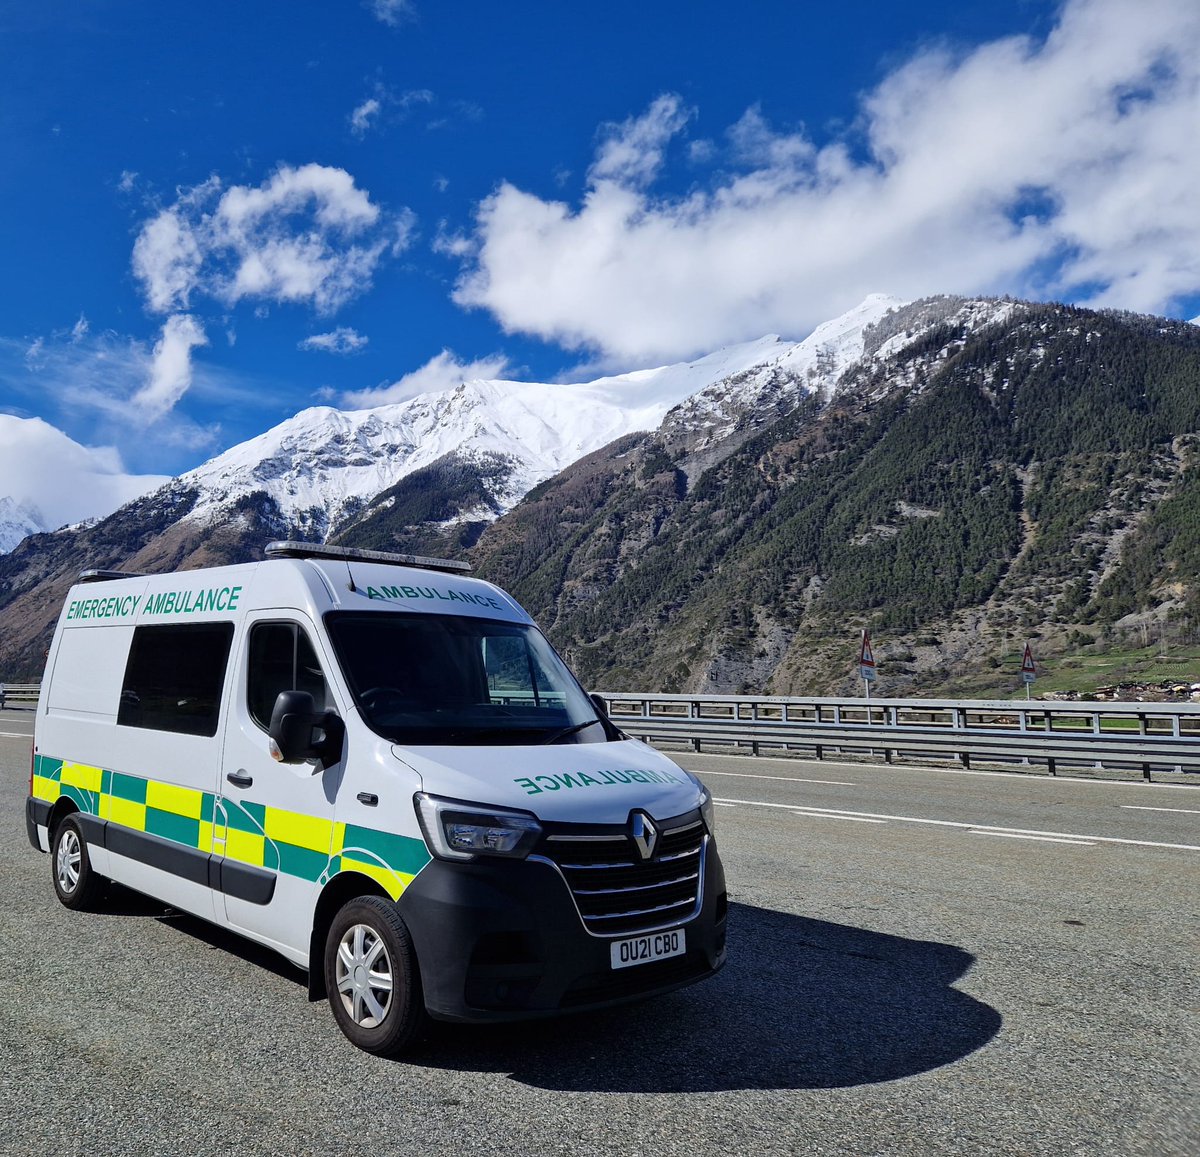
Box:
[602, 693, 1200, 780]
[0, 683, 39, 708]
[6, 675, 1197, 778]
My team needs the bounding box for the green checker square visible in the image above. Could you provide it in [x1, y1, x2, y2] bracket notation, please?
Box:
[200, 793, 216, 824]
[61, 784, 94, 815]
[109, 772, 148, 804]
[145, 807, 200, 848]
[345, 825, 432, 878]
[277, 841, 331, 884]
[223, 799, 267, 834]
[36, 756, 63, 782]
[100, 769, 113, 795]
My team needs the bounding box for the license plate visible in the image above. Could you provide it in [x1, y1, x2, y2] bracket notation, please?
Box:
[610, 928, 686, 970]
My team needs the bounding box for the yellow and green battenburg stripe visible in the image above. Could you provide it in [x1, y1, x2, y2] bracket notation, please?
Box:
[31, 754, 430, 900]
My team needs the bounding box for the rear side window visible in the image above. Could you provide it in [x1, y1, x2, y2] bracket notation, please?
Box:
[117, 623, 235, 737]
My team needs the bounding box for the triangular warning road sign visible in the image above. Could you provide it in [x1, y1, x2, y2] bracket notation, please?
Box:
[860, 630, 876, 669]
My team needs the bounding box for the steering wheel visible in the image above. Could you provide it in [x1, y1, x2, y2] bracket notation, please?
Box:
[358, 686, 418, 714]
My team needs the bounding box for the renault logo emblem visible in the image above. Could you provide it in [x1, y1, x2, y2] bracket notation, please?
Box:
[630, 812, 659, 860]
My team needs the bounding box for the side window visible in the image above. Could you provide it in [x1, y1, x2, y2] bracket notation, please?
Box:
[247, 622, 328, 730]
[117, 623, 235, 737]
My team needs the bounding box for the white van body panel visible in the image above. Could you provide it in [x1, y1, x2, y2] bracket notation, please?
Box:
[393, 739, 703, 823]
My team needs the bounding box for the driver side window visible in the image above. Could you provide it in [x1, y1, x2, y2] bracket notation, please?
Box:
[247, 621, 327, 731]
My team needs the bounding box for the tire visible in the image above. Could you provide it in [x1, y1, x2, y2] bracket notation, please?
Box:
[324, 896, 427, 1057]
[51, 814, 105, 910]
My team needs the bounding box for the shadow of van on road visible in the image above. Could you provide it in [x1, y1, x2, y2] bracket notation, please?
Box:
[97, 881, 308, 987]
[417, 902, 1002, 1093]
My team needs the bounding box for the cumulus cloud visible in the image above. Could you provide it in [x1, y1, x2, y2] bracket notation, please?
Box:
[340, 349, 513, 407]
[132, 163, 404, 318]
[132, 315, 208, 422]
[453, 0, 1200, 364]
[0, 415, 169, 531]
[299, 327, 368, 354]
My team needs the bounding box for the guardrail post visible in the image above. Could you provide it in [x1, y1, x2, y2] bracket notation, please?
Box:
[1139, 712, 1151, 782]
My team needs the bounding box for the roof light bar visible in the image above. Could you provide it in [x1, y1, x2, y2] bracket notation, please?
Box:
[264, 540, 472, 574]
[78, 569, 147, 583]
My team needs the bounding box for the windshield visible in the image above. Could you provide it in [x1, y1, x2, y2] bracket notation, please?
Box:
[325, 612, 613, 746]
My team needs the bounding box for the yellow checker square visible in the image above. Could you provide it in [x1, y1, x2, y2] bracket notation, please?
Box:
[332, 821, 347, 856]
[145, 780, 204, 820]
[107, 796, 147, 832]
[198, 821, 223, 853]
[224, 828, 266, 866]
[339, 855, 410, 901]
[264, 807, 334, 854]
[60, 762, 103, 793]
[32, 776, 60, 804]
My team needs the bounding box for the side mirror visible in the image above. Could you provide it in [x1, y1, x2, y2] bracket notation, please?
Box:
[268, 690, 345, 769]
[590, 692, 609, 717]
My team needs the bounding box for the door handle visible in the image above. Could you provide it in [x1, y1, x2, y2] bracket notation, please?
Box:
[226, 770, 253, 789]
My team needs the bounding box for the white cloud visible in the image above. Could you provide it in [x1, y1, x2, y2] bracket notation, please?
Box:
[132, 163, 403, 318]
[454, 0, 1200, 364]
[299, 327, 368, 355]
[340, 349, 512, 407]
[350, 97, 382, 137]
[589, 94, 693, 188]
[368, 0, 414, 27]
[0, 415, 168, 531]
[70, 314, 89, 342]
[132, 314, 208, 422]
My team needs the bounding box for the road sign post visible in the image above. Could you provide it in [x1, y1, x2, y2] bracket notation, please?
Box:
[859, 629, 877, 699]
[1020, 642, 1037, 700]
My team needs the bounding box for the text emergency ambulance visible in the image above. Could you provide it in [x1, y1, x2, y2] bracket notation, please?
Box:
[26, 542, 727, 1055]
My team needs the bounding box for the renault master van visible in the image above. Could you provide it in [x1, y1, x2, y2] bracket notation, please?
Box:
[26, 542, 727, 1055]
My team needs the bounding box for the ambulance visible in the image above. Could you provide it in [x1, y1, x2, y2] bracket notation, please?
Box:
[26, 542, 727, 1055]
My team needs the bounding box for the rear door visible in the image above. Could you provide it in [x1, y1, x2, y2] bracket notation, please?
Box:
[215, 614, 344, 959]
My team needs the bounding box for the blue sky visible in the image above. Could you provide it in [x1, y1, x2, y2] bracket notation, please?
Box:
[2, 0, 1199, 530]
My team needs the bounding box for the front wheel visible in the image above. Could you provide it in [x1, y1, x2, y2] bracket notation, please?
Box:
[51, 815, 105, 910]
[324, 896, 427, 1056]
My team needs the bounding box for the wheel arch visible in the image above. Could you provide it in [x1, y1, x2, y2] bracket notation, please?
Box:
[47, 795, 80, 839]
[307, 870, 390, 1001]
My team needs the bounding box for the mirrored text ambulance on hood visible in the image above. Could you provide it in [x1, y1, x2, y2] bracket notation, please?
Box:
[26, 542, 727, 1055]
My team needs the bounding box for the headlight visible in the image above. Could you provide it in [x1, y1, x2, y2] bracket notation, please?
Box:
[699, 784, 715, 836]
[415, 793, 542, 862]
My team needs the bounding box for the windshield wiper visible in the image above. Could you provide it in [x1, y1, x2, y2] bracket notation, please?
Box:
[541, 717, 603, 745]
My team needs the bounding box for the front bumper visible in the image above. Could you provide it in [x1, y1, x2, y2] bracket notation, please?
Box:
[398, 837, 727, 1022]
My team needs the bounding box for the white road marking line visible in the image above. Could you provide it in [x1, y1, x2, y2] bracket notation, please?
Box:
[969, 830, 1095, 846]
[0, 731, 31, 739]
[688, 751, 1200, 789]
[712, 802, 738, 808]
[692, 768, 856, 787]
[1120, 805, 1200, 815]
[712, 796, 1200, 851]
[795, 812, 886, 824]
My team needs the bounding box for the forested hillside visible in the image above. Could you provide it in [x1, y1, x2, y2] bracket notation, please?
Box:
[466, 301, 1200, 695]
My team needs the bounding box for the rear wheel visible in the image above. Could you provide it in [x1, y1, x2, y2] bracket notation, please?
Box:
[324, 896, 426, 1056]
[51, 815, 105, 910]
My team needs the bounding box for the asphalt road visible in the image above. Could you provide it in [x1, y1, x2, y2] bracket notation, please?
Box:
[1, 710, 1197, 1156]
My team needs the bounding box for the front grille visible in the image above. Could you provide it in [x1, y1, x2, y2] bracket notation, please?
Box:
[532, 813, 706, 937]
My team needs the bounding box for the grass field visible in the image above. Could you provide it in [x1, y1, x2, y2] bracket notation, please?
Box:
[937, 643, 1200, 700]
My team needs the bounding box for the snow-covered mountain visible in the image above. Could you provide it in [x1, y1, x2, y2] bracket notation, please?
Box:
[169, 294, 917, 542]
[0, 295, 1042, 556]
[0, 497, 45, 553]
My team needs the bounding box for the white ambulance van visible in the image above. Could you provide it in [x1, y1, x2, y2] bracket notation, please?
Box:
[26, 542, 727, 1055]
